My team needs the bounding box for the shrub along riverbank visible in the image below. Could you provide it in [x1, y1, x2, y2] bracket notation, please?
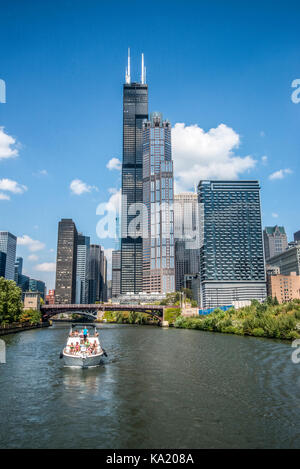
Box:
[174, 298, 300, 340]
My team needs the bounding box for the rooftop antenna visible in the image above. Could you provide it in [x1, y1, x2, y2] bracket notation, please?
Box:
[141, 53, 146, 84]
[125, 48, 131, 84]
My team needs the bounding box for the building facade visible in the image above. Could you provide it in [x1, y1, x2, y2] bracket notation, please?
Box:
[112, 250, 121, 298]
[121, 51, 148, 294]
[75, 233, 90, 304]
[45, 289, 55, 305]
[174, 193, 200, 292]
[29, 278, 46, 300]
[263, 225, 288, 261]
[198, 180, 266, 308]
[88, 244, 102, 303]
[267, 272, 300, 303]
[0, 231, 17, 280]
[142, 112, 175, 294]
[294, 230, 300, 243]
[55, 219, 78, 304]
[0, 251, 6, 277]
[268, 244, 300, 276]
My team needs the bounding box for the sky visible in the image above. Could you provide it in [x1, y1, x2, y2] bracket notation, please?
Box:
[0, 0, 299, 290]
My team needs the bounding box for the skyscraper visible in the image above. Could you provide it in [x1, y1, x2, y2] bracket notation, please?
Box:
[198, 180, 266, 308]
[0, 252, 6, 278]
[75, 233, 90, 304]
[14, 256, 23, 282]
[112, 250, 121, 298]
[142, 112, 175, 293]
[263, 226, 288, 261]
[174, 193, 200, 291]
[88, 244, 102, 303]
[0, 231, 17, 280]
[121, 50, 148, 294]
[55, 219, 78, 304]
[29, 278, 46, 300]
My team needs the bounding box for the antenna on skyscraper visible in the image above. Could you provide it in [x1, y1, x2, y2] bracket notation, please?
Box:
[141, 53, 146, 84]
[125, 48, 131, 84]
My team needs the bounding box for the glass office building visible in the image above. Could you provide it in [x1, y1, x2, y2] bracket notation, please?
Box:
[0, 231, 17, 280]
[198, 180, 266, 308]
[121, 74, 148, 294]
[142, 112, 175, 293]
[75, 234, 90, 304]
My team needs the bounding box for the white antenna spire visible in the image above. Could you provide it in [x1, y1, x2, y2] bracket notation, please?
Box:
[145, 66, 147, 84]
[125, 48, 131, 84]
[141, 53, 145, 84]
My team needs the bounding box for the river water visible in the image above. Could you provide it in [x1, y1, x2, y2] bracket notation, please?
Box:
[0, 323, 299, 449]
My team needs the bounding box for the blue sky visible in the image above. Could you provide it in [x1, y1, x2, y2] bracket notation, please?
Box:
[0, 0, 299, 289]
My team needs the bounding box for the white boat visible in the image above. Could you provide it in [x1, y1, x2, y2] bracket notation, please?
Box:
[61, 323, 107, 368]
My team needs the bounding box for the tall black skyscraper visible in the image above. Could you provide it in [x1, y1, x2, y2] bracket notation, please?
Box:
[55, 219, 78, 304]
[121, 50, 148, 294]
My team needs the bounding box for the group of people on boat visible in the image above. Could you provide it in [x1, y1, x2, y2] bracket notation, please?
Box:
[69, 327, 98, 339]
[67, 339, 99, 356]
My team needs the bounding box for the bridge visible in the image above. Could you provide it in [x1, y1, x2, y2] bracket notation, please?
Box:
[41, 303, 166, 322]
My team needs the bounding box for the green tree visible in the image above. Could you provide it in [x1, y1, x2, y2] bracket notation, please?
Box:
[0, 277, 23, 325]
[20, 308, 41, 325]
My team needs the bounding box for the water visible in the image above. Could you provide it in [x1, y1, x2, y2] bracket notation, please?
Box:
[0, 323, 299, 449]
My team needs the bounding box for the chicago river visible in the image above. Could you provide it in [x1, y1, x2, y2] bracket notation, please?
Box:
[0, 323, 299, 449]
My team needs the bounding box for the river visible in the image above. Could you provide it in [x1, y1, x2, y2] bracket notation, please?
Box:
[0, 323, 299, 449]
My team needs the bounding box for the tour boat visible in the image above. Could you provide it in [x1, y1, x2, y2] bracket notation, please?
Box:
[61, 323, 107, 368]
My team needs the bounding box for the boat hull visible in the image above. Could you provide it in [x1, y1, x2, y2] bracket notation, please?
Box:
[63, 352, 104, 368]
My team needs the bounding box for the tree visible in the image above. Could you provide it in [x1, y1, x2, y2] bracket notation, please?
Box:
[20, 308, 41, 324]
[0, 277, 23, 325]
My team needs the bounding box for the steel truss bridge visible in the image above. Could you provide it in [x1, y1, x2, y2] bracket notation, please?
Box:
[41, 303, 166, 322]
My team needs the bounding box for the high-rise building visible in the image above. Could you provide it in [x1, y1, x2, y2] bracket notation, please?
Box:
[75, 233, 90, 304]
[263, 226, 288, 261]
[294, 230, 300, 243]
[268, 244, 300, 276]
[55, 219, 78, 304]
[14, 256, 23, 282]
[121, 50, 148, 294]
[112, 250, 121, 298]
[0, 251, 6, 277]
[88, 244, 102, 303]
[0, 231, 17, 280]
[198, 180, 266, 308]
[142, 112, 175, 293]
[174, 193, 200, 292]
[29, 278, 46, 300]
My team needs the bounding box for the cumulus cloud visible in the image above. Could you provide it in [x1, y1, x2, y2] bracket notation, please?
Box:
[172, 123, 256, 192]
[70, 179, 98, 195]
[0, 192, 10, 201]
[28, 254, 39, 262]
[0, 178, 27, 194]
[106, 157, 122, 171]
[269, 168, 292, 180]
[0, 127, 19, 160]
[17, 235, 45, 252]
[34, 262, 56, 272]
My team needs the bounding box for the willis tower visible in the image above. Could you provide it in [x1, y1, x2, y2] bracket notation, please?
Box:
[121, 50, 148, 293]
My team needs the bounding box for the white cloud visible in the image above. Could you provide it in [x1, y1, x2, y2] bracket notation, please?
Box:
[272, 212, 279, 218]
[106, 157, 122, 171]
[0, 192, 10, 200]
[28, 254, 39, 262]
[105, 189, 121, 213]
[34, 262, 56, 272]
[261, 155, 268, 165]
[0, 127, 19, 160]
[172, 123, 256, 192]
[70, 179, 98, 195]
[269, 168, 293, 181]
[17, 235, 45, 252]
[0, 178, 27, 194]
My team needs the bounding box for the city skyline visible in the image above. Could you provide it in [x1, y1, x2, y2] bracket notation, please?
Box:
[1, 1, 300, 290]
